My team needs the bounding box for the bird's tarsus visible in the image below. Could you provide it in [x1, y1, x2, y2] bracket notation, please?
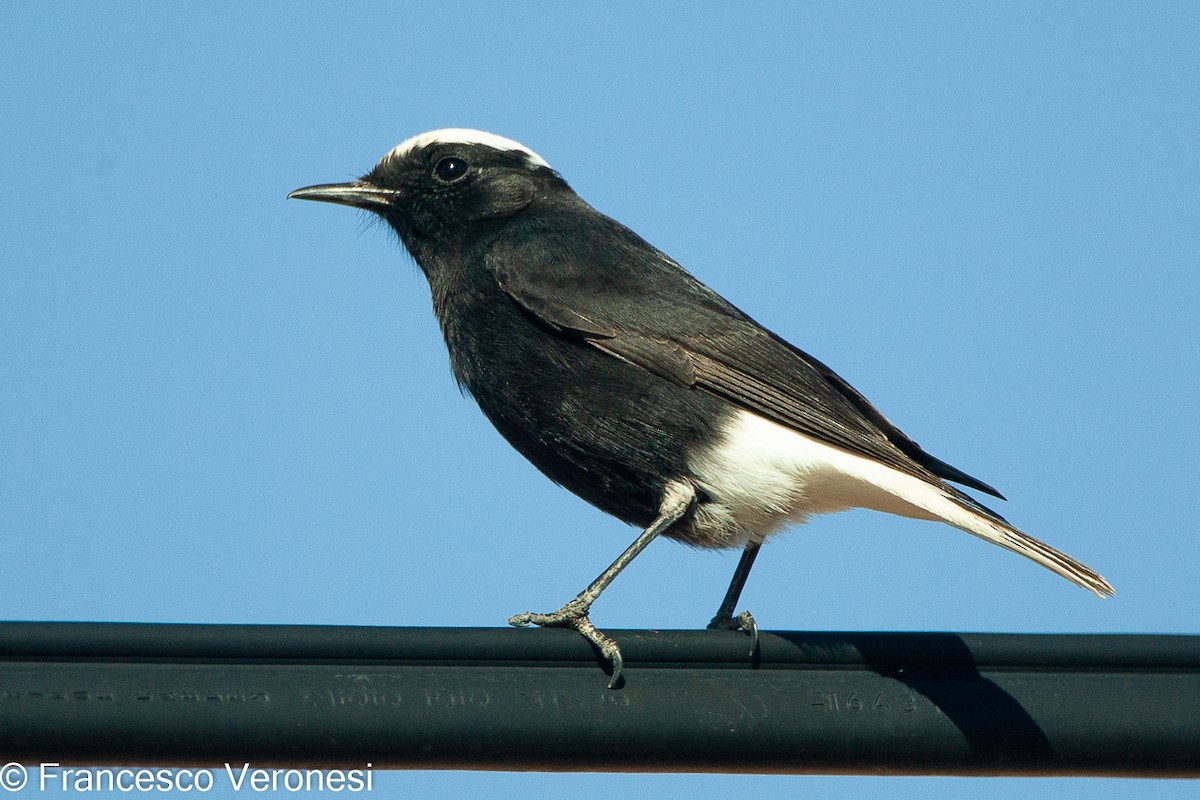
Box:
[508, 481, 696, 689]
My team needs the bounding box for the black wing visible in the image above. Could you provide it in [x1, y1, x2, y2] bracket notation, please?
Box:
[487, 211, 1004, 499]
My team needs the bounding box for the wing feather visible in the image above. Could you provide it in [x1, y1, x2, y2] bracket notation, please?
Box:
[488, 213, 1002, 497]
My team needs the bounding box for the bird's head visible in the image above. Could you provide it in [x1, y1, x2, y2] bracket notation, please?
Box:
[289, 129, 562, 262]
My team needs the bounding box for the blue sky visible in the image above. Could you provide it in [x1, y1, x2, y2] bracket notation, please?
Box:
[2, 3, 1198, 798]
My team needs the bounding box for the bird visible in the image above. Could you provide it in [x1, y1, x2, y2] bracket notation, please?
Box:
[289, 128, 1113, 687]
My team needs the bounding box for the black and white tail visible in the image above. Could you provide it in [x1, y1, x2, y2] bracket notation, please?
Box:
[692, 409, 1114, 597]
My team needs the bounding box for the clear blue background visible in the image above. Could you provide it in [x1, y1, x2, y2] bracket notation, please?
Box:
[2, 3, 1197, 798]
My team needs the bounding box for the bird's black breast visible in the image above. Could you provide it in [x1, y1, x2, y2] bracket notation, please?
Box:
[425, 246, 730, 530]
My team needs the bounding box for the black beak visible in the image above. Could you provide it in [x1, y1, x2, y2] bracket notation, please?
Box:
[287, 182, 398, 212]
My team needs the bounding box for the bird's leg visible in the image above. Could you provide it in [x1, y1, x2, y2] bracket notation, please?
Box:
[509, 481, 696, 688]
[707, 541, 762, 656]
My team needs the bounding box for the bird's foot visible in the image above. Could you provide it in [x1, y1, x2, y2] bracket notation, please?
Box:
[509, 599, 624, 688]
[707, 609, 760, 657]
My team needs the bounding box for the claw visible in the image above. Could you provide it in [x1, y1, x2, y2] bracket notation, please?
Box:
[708, 609, 759, 658]
[509, 600, 624, 688]
[575, 616, 624, 688]
[733, 610, 759, 657]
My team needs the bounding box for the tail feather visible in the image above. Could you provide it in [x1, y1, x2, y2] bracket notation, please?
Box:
[942, 491, 1114, 598]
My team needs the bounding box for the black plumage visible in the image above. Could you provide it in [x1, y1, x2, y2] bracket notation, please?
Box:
[290, 129, 1112, 686]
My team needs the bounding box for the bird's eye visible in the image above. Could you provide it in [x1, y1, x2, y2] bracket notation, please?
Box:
[434, 156, 469, 182]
